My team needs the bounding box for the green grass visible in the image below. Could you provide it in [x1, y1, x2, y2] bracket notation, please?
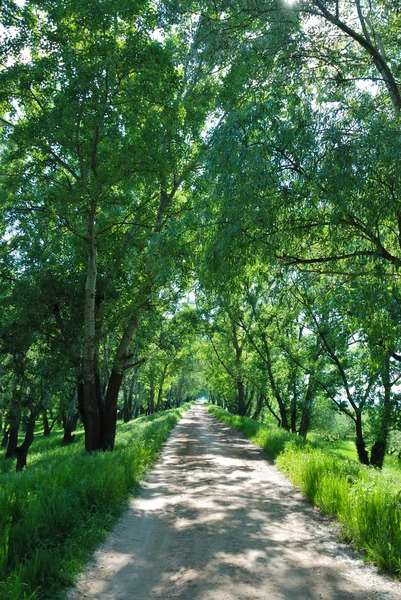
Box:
[0, 404, 193, 600]
[308, 433, 401, 477]
[208, 405, 401, 577]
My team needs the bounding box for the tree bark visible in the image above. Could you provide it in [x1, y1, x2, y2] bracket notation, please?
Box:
[61, 386, 79, 445]
[298, 376, 317, 438]
[133, 381, 142, 419]
[6, 416, 20, 459]
[261, 332, 290, 430]
[102, 370, 124, 450]
[370, 353, 392, 468]
[251, 393, 264, 420]
[123, 387, 131, 423]
[16, 411, 37, 472]
[102, 313, 142, 449]
[149, 380, 155, 414]
[82, 205, 102, 453]
[236, 380, 247, 416]
[156, 364, 168, 412]
[43, 411, 51, 436]
[355, 411, 370, 465]
[62, 412, 77, 445]
[232, 324, 247, 416]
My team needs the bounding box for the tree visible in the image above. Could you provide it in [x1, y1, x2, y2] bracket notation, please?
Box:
[1, 0, 214, 452]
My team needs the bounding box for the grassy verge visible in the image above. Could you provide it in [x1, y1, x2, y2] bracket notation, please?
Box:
[0, 404, 193, 600]
[208, 405, 401, 577]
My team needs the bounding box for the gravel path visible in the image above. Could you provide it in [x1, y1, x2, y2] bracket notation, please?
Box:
[68, 403, 401, 600]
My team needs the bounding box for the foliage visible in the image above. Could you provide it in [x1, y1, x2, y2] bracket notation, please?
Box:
[1, 0, 401, 584]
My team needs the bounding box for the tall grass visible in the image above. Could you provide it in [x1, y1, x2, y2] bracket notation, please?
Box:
[208, 405, 401, 576]
[0, 404, 192, 600]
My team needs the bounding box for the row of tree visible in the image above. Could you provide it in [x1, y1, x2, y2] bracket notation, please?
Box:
[1, 0, 401, 468]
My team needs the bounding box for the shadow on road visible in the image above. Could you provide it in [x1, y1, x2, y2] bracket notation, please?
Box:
[68, 404, 399, 600]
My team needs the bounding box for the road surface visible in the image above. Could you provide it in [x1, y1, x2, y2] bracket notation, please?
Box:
[68, 403, 401, 600]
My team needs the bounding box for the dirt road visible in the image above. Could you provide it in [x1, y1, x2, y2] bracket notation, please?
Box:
[68, 403, 401, 600]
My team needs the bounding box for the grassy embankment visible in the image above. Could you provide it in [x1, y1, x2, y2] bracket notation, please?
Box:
[208, 405, 401, 577]
[0, 404, 193, 600]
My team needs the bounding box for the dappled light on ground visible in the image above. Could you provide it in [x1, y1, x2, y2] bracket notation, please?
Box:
[68, 405, 401, 600]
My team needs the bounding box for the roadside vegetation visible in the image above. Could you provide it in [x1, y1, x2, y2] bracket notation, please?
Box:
[209, 405, 401, 576]
[2, 0, 401, 593]
[0, 404, 192, 600]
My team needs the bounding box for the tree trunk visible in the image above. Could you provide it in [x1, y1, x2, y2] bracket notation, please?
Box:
[231, 324, 247, 416]
[43, 411, 51, 436]
[149, 381, 155, 414]
[123, 387, 131, 423]
[6, 417, 20, 459]
[82, 211, 102, 453]
[61, 407, 78, 445]
[355, 412, 370, 465]
[288, 369, 298, 433]
[290, 398, 297, 433]
[1, 424, 9, 448]
[101, 314, 142, 449]
[62, 414, 76, 445]
[236, 380, 246, 416]
[251, 393, 264, 420]
[16, 411, 37, 471]
[133, 382, 141, 419]
[370, 353, 392, 468]
[156, 365, 168, 412]
[298, 376, 317, 438]
[102, 370, 124, 451]
[262, 333, 290, 430]
[133, 396, 141, 418]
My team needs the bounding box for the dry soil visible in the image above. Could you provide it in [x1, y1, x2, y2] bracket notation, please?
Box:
[67, 403, 401, 600]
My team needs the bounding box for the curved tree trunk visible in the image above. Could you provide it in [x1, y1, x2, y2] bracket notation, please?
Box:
[16, 411, 37, 472]
[102, 314, 143, 450]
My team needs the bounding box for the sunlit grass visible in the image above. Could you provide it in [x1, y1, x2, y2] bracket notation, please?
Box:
[0, 404, 192, 600]
[308, 432, 401, 475]
[209, 405, 401, 577]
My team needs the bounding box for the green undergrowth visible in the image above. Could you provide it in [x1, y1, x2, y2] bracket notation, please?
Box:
[0, 403, 193, 600]
[208, 405, 401, 577]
